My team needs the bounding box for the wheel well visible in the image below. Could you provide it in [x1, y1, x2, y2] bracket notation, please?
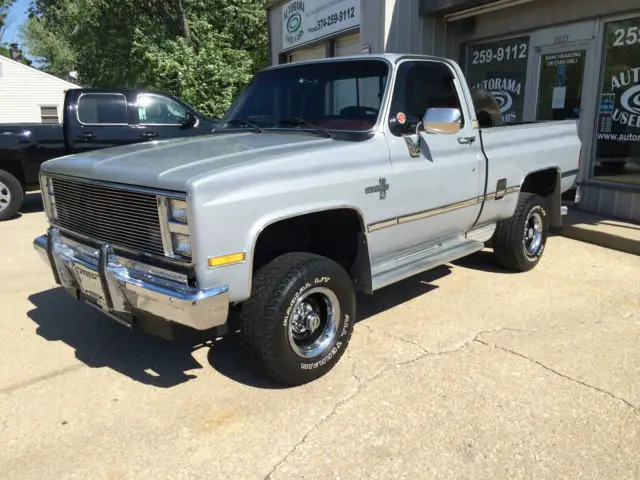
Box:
[520, 168, 562, 227]
[253, 209, 372, 293]
[521, 168, 557, 198]
[0, 161, 25, 187]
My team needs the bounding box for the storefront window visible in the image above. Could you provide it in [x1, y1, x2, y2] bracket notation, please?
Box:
[594, 17, 640, 185]
[466, 36, 530, 124]
[536, 50, 585, 121]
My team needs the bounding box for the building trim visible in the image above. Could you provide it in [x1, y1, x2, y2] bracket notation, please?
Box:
[0, 56, 78, 89]
[280, 26, 361, 54]
[580, 179, 640, 194]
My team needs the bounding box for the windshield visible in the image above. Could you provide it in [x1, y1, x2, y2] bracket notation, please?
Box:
[220, 59, 389, 133]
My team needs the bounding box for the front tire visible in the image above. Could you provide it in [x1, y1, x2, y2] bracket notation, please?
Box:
[493, 193, 549, 272]
[0, 170, 24, 221]
[240, 253, 356, 386]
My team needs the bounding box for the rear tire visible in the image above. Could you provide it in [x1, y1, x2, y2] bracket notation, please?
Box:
[240, 253, 356, 386]
[0, 170, 24, 221]
[493, 193, 548, 272]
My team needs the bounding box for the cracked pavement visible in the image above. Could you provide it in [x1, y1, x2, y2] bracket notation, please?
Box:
[1, 195, 639, 480]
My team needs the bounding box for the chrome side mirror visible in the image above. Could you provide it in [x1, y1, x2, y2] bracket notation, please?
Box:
[423, 108, 462, 134]
[403, 107, 463, 157]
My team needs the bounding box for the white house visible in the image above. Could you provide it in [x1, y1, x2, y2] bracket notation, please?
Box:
[0, 55, 79, 124]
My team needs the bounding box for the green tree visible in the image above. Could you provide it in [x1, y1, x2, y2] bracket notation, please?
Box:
[0, 0, 16, 40]
[21, 0, 268, 117]
[1, 0, 33, 66]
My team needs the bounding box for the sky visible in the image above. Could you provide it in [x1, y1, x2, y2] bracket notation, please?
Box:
[2, 0, 30, 45]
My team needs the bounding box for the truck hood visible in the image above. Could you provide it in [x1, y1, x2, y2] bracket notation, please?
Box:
[41, 132, 333, 192]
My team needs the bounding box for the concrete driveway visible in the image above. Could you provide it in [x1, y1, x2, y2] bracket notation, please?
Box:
[1, 194, 639, 480]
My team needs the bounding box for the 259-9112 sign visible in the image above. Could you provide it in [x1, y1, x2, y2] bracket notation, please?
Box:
[316, 7, 356, 31]
[613, 26, 640, 46]
[472, 43, 528, 64]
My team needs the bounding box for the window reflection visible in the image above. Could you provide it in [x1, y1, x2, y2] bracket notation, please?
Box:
[594, 17, 640, 185]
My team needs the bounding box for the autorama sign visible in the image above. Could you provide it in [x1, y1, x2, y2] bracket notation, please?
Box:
[282, 0, 361, 50]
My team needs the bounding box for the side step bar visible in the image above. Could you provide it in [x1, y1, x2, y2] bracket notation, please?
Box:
[372, 239, 484, 291]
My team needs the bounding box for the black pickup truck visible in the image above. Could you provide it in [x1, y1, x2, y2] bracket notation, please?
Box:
[0, 88, 218, 220]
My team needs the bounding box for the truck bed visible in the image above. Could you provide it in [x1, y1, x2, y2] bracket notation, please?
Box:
[476, 120, 581, 224]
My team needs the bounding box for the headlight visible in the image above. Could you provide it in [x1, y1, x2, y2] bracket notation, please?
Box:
[41, 175, 58, 220]
[169, 199, 188, 224]
[45, 176, 55, 196]
[159, 195, 191, 261]
[171, 233, 192, 258]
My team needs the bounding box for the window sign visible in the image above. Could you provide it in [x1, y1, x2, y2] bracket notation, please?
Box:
[536, 50, 585, 121]
[466, 37, 530, 124]
[282, 0, 360, 51]
[594, 17, 640, 181]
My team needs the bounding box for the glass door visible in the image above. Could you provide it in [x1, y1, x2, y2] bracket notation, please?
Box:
[535, 47, 587, 121]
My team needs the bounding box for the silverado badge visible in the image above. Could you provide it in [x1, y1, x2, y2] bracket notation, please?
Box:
[365, 178, 390, 200]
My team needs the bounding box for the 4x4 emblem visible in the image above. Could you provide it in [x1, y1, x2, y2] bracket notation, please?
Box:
[365, 178, 389, 200]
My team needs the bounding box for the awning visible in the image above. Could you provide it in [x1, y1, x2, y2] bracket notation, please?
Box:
[420, 0, 534, 20]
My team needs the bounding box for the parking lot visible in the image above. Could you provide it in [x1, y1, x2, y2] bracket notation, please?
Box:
[1, 194, 639, 480]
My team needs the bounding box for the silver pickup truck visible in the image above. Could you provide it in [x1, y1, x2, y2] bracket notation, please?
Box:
[33, 54, 581, 385]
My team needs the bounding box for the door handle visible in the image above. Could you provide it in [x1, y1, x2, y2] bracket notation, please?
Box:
[458, 136, 476, 145]
[142, 132, 158, 140]
[77, 132, 95, 141]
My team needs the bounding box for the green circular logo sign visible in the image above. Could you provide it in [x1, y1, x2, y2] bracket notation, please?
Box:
[287, 12, 302, 34]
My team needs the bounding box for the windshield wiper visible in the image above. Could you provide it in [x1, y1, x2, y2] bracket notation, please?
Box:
[226, 118, 263, 133]
[280, 118, 333, 138]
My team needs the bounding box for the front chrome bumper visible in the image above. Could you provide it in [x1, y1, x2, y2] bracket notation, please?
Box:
[33, 228, 229, 332]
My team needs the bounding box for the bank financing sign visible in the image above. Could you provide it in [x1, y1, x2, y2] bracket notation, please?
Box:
[282, 0, 360, 50]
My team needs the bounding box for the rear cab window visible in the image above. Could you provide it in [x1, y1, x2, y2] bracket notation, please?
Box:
[389, 60, 466, 135]
[77, 93, 128, 125]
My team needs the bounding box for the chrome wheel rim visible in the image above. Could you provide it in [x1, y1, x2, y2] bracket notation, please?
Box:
[0, 181, 10, 212]
[523, 210, 543, 256]
[287, 287, 340, 359]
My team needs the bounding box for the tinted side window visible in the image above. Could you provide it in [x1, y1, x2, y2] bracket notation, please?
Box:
[137, 94, 188, 125]
[77, 94, 127, 124]
[389, 61, 464, 133]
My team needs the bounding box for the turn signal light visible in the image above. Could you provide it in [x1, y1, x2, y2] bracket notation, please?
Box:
[208, 252, 246, 268]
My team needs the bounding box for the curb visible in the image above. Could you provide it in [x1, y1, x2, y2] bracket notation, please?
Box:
[559, 209, 640, 256]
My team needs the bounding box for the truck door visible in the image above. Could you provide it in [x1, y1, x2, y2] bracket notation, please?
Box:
[132, 93, 211, 141]
[69, 92, 141, 153]
[382, 60, 484, 254]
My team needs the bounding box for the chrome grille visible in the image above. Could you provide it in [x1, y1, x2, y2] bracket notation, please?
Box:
[52, 177, 165, 257]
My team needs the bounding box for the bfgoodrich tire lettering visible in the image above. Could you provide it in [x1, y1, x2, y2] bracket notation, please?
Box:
[492, 193, 549, 272]
[240, 253, 356, 386]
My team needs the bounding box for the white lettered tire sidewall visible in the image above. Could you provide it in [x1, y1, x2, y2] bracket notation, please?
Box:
[276, 267, 355, 380]
[240, 253, 357, 385]
[522, 203, 548, 264]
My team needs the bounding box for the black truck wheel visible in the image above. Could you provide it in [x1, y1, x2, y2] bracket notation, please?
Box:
[492, 193, 549, 272]
[240, 252, 356, 386]
[0, 170, 24, 221]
